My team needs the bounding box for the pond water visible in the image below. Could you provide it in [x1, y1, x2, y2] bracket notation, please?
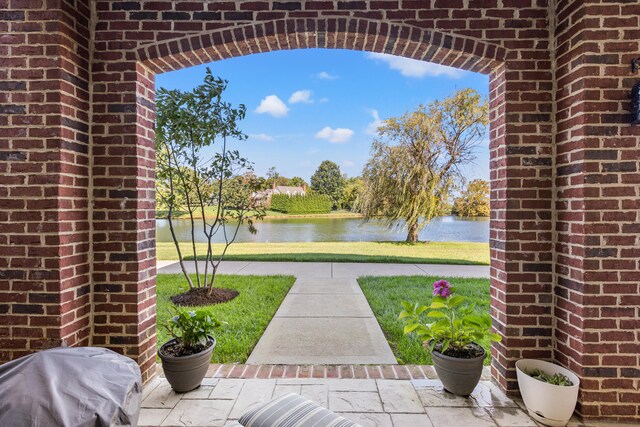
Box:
[155, 215, 489, 243]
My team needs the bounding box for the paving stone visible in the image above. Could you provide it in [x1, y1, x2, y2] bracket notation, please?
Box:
[138, 408, 171, 426]
[141, 381, 182, 409]
[487, 407, 539, 426]
[300, 384, 329, 407]
[210, 379, 245, 400]
[200, 378, 220, 386]
[182, 385, 215, 399]
[425, 407, 497, 427]
[390, 413, 435, 427]
[273, 383, 302, 398]
[276, 293, 372, 317]
[470, 381, 519, 408]
[142, 377, 163, 401]
[377, 379, 425, 413]
[339, 412, 393, 427]
[228, 379, 276, 419]
[324, 379, 377, 391]
[247, 317, 396, 364]
[161, 399, 234, 427]
[329, 391, 384, 413]
[413, 379, 473, 407]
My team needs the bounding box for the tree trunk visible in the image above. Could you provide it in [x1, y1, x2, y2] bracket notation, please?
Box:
[406, 221, 419, 243]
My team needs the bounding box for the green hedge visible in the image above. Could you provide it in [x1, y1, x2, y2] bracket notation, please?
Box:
[270, 193, 332, 214]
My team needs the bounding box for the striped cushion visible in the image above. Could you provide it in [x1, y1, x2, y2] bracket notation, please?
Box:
[238, 393, 360, 427]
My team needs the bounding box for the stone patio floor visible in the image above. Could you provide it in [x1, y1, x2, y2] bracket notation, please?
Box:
[140, 374, 539, 427]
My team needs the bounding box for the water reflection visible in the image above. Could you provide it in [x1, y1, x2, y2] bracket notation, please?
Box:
[156, 216, 489, 243]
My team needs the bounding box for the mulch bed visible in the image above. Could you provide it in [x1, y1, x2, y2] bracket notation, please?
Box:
[171, 287, 239, 307]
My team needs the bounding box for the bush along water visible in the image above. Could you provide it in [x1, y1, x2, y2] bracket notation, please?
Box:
[400, 279, 502, 395]
[270, 193, 332, 214]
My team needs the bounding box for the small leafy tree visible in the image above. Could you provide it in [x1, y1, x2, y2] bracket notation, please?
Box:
[156, 68, 264, 295]
[310, 160, 345, 209]
[288, 176, 308, 188]
[453, 179, 490, 217]
[341, 177, 364, 211]
[358, 89, 488, 242]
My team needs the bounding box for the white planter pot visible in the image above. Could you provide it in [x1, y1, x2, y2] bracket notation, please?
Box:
[516, 359, 580, 427]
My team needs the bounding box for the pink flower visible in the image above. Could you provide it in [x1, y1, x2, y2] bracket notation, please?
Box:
[433, 279, 451, 298]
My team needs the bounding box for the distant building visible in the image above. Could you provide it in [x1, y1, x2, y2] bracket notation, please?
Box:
[254, 182, 307, 206]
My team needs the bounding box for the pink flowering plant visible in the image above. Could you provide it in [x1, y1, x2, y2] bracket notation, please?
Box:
[399, 279, 502, 357]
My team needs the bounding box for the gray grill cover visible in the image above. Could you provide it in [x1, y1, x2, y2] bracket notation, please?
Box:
[0, 347, 142, 427]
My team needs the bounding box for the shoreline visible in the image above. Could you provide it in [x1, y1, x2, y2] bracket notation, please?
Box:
[156, 211, 366, 220]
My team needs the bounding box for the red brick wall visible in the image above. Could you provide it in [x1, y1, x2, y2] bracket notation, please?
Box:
[0, 0, 637, 421]
[0, 1, 92, 359]
[553, 0, 640, 419]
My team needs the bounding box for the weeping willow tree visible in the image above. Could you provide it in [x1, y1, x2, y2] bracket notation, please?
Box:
[358, 88, 488, 243]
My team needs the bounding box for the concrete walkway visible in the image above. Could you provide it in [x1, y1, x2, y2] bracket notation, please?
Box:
[157, 260, 489, 278]
[247, 277, 397, 365]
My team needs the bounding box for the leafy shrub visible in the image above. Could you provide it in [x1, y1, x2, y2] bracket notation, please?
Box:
[525, 369, 574, 386]
[270, 194, 332, 214]
[163, 306, 220, 351]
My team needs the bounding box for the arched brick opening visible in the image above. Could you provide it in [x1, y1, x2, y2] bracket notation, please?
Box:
[104, 17, 555, 396]
[2, 1, 638, 421]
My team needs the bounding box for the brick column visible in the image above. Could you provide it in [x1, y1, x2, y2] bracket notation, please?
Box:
[489, 62, 555, 392]
[553, 0, 640, 420]
[90, 59, 157, 382]
[0, 2, 92, 360]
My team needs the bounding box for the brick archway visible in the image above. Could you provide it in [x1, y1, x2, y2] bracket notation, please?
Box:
[2, 2, 638, 421]
[120, 17, 552, 392]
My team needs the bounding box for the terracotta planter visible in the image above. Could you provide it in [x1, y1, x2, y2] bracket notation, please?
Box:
[432, 345, 486, 396]
[159, 336, 215, 393]
[516, 359, 580, 427]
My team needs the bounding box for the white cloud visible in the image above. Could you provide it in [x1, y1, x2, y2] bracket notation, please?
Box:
[366, 52, 463, 78]
[315, 71, 338, 80]
[319, 97, 329, 103]
[343, 160, 355, 167]
[366, 109, 383, 135]
[255, 95, 289, 117]
[315, 126, 355, 144]
[248, 133, 274, 142]
[288, 90, 313, 104]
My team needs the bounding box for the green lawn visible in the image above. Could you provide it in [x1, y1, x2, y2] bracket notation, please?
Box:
[156, 274, 295, 363]
[156, 241, 489, 265]
[358, 276, 491, 365]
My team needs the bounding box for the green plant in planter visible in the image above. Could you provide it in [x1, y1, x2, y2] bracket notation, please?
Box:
[399, 279, 502, 357]
[525, 369, 574, 386]
[163, 306, 221, 356]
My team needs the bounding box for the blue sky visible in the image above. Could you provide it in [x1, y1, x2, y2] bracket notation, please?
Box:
[156, 49, 490, 182]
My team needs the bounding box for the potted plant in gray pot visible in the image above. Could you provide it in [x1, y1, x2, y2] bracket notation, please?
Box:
[400, 279, 502, 396]
[159, 307, 220, 392]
